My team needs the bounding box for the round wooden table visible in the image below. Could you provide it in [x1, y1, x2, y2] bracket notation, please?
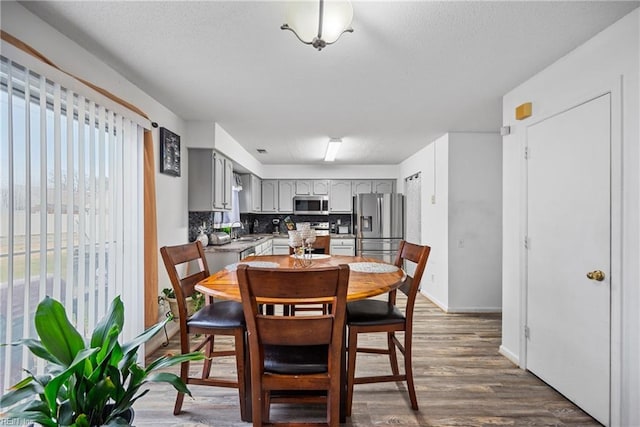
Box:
[195, 254, 406, 302]
[195, 254, 406, 423]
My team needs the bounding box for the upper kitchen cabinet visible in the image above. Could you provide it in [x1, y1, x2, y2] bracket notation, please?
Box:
[352, 179, 395, 195]
[295, 180, 330, 195]
[239, 174, 261, 213]
[188, 148, 233, 211]
[278, 180, 295, 213]
[329, 180, 352, 213]
[261, 179, 278, 212]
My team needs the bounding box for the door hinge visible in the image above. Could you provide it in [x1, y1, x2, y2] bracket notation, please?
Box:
[524, 236, 529, 249]
[524, 325, 530, 339]
[524, 146, 529, 160]
[500, 125, 511, 136]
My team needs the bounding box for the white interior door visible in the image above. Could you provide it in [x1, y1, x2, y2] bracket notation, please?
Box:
[526, 94, 611, 425]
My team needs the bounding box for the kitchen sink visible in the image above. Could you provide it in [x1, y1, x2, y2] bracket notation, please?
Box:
[235, 236, 264, 242]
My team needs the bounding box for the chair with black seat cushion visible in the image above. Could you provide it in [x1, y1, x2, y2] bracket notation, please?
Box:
[237, 263, 350, 427]
[160, 241, 247, 419]
[345, 240, 431, 415]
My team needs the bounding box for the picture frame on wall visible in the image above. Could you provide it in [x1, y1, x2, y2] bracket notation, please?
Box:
[160, 127, 181, 177]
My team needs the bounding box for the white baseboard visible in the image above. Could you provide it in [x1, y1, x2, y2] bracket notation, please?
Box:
[420, 291, 501, 313]
[499, 345, 520, 366]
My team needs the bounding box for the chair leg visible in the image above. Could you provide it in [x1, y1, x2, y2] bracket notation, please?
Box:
[234, 330, 248, 421]
[174, 359, 189, 415]
[346, 327, 358, 417]
[387, 332, 400, 376]
[202, 335, 214, 379]
[404, 337, 418, 410]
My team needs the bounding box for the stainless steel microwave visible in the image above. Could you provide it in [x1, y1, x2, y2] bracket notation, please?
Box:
[293, 196, 329, 215]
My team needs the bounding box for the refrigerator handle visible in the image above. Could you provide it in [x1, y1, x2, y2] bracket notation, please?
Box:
[378, 196, 383, 235]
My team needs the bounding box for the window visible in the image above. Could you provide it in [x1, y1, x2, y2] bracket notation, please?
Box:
[0, 51, 145, 391]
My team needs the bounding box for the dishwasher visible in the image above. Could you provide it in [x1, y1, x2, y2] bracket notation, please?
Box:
[240, 246, 255, 260]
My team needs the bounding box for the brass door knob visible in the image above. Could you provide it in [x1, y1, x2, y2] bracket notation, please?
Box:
[586, 270, 605, 281]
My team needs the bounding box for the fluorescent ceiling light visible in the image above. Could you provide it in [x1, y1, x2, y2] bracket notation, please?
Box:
[324, 138, 342, 162]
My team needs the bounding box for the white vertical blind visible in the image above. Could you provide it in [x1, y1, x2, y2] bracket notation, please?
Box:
[0, 51, 146, 391]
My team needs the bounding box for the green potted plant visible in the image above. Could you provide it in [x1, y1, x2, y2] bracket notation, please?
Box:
[0, 295, 204, 426]
[159, 288, 204, 320]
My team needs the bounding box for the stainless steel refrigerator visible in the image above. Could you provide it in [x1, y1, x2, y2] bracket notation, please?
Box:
[353, 193, 404, 263]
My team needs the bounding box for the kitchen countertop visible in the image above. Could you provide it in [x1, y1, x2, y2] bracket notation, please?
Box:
[203, 233, 357, 253]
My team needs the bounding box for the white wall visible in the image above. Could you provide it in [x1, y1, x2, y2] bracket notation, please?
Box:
[399, 132, 502, 312]
[501, 9, 639, 425]
[1, 2, 190, 303]
[448, 133, 502, 311]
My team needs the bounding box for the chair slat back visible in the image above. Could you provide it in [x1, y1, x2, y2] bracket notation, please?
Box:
[160, 241, 210, 322]
[288, 234, 331, 255]
[237, 265, 349, 348]
[391, 241, 431, 320]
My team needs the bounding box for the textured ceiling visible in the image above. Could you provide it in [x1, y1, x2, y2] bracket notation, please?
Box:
[19, 1, 639, 166]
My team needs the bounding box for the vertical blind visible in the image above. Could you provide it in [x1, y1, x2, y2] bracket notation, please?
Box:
[0, 52, 145, 391]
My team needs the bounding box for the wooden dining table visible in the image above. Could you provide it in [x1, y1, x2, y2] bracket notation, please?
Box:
[195, 254, 407, 422]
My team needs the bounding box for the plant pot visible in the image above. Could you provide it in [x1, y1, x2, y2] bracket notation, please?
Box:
[166, 296, 197, 321]
[101, 405, 134, 426]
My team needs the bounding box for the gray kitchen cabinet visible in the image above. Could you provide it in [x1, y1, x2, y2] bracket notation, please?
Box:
[352, 180, 373, 195]
[352, 179, 395, 195]
[313, 180, 330, 195]
[373, 179, 395, 194]
[272, 237, 290, 255]
[239, 174, 262, 213]
[330, 238, 355, 256]
[261, 179, 278, 212]
[296, 179, 330, 195]
[188, 148, 232, 211]
[295, 180, 312, 195]
[278, 180, 295, 213]
[329, 180, 352, 213]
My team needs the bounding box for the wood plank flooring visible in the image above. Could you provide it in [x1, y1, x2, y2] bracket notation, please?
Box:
[138, 294, 600, 426]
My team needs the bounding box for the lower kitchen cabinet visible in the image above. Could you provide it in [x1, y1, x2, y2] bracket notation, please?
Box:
[330, 238, 355, 256]
[255, 239, 273, 256]
[272, 238, 290, 255]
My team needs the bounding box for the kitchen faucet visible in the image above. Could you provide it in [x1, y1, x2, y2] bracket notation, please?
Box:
[230, 221, 244, 240]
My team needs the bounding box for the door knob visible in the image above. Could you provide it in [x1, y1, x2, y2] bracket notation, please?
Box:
[586, 270, 605, 281]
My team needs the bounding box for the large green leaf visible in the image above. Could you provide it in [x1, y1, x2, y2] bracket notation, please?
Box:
[35, 297, 85, 367]
[120, 317, 169, 357]
[91, 296, 124, 349]
[43, 347, 98, 416]
[145, 351, 205, 373]
[3, 339, 63, 366]
[0, 379, 40, 407]
[1, 399, 55, 427]
[145, 372, 192, 395]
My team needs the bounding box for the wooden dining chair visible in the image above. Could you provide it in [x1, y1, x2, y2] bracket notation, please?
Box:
[160, 241, 247, 419]
[345, 240, 431, 415]
[237, 263, 350, 427]
[288, 234, 331, 255]
[287, 234, 332, 315]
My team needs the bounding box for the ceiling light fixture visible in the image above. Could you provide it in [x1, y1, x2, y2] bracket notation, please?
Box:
[281, 0, 354, 51]
[324, 138, 342, 162]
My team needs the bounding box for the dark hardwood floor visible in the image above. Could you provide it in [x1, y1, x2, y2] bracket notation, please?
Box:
[138, 294, 600, 426]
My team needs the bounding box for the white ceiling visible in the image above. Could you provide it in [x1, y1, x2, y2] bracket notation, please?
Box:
[20, 1, 639, 167]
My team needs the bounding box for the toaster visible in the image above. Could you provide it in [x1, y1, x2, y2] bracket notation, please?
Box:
[208, 231, 231, 246]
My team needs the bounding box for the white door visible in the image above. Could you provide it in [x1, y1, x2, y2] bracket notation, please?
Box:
[526, 94, 610, 425]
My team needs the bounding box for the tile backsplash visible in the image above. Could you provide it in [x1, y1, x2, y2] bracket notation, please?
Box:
[188, 212, 352, 242]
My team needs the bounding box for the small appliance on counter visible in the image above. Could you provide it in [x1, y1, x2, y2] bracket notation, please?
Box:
[272, 218, 280, 235]
[208, 231, 231, 246]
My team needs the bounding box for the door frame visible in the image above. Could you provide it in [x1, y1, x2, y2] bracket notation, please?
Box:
[518, 77, 623, 425]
